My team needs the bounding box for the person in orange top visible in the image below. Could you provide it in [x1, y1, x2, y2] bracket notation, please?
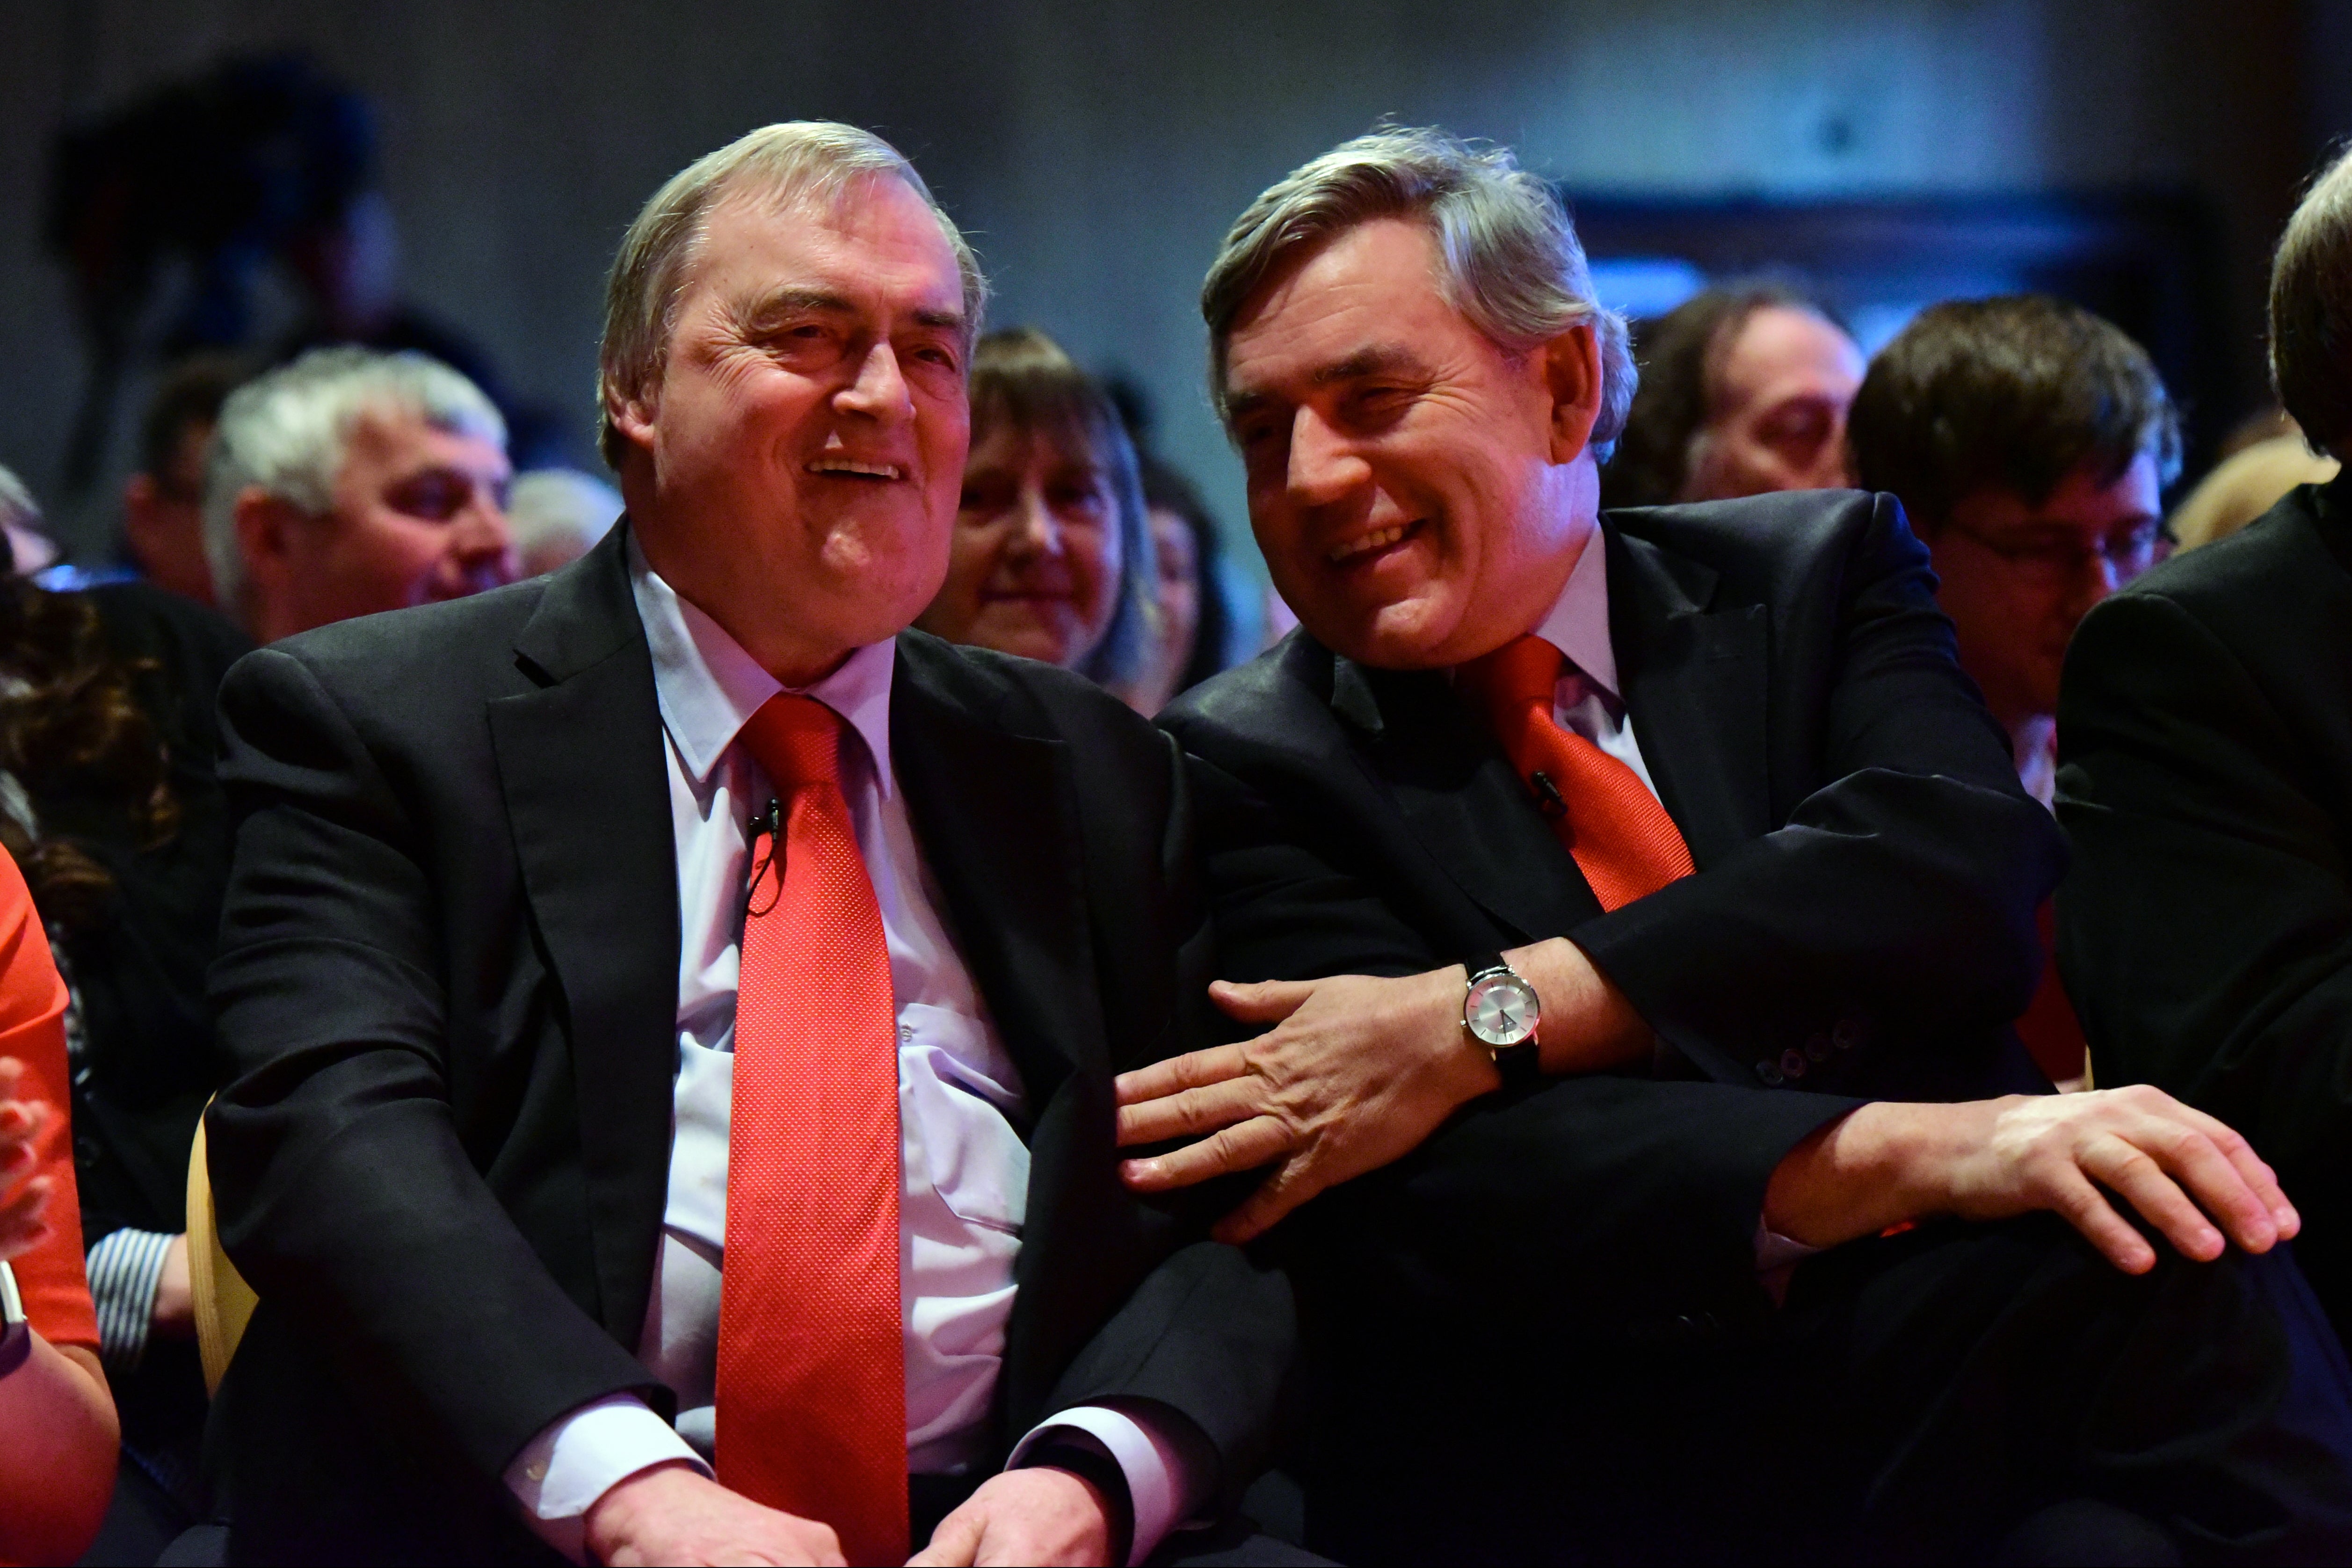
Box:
[0, 844, 120, 1563]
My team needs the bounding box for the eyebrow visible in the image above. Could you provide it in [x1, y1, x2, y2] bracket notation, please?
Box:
[1224, 343, 1430, 416]
[738, 289, 964, 337]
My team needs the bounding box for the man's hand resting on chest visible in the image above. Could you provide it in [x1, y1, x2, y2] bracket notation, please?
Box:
[1115, 938, 1648, 1242]
[583, 1462, 845, 1567]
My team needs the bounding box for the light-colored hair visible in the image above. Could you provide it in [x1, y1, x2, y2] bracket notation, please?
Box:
[0, 465, 36, 532]
[2272, 145, 2352, 460]
[508, 467, 624, 577]
[1200, 125, 1636, 459]
[597, 121, 988, 470]
[203, 346, 505, 620]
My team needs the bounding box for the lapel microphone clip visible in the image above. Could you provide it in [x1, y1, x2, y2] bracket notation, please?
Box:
[1530, 770, 1568, 819]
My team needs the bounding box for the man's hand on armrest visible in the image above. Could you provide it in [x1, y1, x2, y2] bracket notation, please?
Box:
[1115, 938, 1646, 1243]
[584, 1463, 847, 1568]
[910, 1467, 1115, 1568]
[1764, 1086, 2300, 1274]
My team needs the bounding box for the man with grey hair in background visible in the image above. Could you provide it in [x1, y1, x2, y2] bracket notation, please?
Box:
[2061, 152, 2352, 1351]
[200, 120, 1292, 1568]
[202, 344, 517, 642]
[1121, 126, 2352, 1562]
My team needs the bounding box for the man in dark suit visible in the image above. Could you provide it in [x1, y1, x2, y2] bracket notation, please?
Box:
[2060, 148, 2352, 1349]
[1119, 125, 2352, 1564]
[203, 122, 1291, 1567]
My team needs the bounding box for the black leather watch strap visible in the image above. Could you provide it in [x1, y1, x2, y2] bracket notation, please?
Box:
[1465, 952, 1510, 982]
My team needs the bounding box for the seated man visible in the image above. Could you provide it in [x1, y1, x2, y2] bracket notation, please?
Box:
[201, 344, 518, 643]
[1128, 126, 2352, 1564]
[1849, 296, 2178, 1083]
[2060, 152, 2352, 1345]
[122, 353, 248, 607]
[204, 123, 1291, 1566]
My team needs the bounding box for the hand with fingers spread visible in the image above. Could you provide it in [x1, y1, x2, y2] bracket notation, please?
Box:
[907, 1466, 1116, 1567]
[1119, 940, 1651, 1242]
[0, 1058, 55, 1262]
[1765, 1084, 2300, 1273]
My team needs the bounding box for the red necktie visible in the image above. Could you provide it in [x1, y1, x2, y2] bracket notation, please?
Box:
[717, 694, 907, 1566]
[1458, 635, 1696, 911]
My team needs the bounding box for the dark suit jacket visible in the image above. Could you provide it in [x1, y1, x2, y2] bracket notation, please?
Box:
[1159, 491, 2064, 1557]
[2057, 473, 2352, 1342]
[203, 525, 1292, 1564]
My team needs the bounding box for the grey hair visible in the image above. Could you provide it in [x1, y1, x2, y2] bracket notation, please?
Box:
[1202, 125, 1636, 460]
[2272, 144, 2352, 460]
[597, 120, 989, 470]
[203, 346, 505, 621]
[0, 465, 36, 531]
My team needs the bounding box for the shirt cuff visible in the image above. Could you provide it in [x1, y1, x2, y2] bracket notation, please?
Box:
[503, 1393, 710, 1564]
[1754, 1214, 1822, 1273]
[1010, 1402, 1208, 1568]
[85, 1227, 175, 1372]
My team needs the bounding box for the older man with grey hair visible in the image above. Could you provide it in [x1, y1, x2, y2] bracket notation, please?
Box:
[203, 344, 517, 641]
[1118, 126, 2352, 1563]
[2060, 151, 2352, 1350]
[200, 120, 1293, 1568]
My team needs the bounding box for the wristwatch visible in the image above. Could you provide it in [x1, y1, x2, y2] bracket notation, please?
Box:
[0, 1260, 28, 1379]
[1463, 954, 1542, 1087]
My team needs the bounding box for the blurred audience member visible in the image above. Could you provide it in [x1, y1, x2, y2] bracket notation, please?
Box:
[1851, 296, 2178, 805]
[1601, 282, 1862, 509]
[1850, 296, 2177, 1086]
[916, 327, 1158, 706]
[0, 848, 120, 1565]
[0, 467, 63, 578]
[121, 354, 248, 606]
[2059, 146, 2352, 1342]
[1129, 457, 1238, 713]
[203, 346, 516, 643]
[2168, 410, 2338, 552]
[507, 467, 622, 578]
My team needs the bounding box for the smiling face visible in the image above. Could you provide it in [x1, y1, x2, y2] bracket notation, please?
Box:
[1220, 218, 1604, 670]
[610, 172, 970, 684]
[917, 420, 1125, 668]
[1680, 305, 1864, 502]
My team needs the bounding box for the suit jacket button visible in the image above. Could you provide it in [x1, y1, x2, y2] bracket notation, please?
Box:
[1756, 1060, 1786, 1086]
[1804, 1032, 1832, 1062]
[1833, 1016, 1870, 1051]
[1779, 1048, 1809, 1080]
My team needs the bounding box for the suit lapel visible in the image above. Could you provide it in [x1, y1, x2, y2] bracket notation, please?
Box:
[1336, 658, 1604, 943]
[486, 524, 679, 1347]
[1607, 525, 1772, 865]
[888, 640, 1098, 1107]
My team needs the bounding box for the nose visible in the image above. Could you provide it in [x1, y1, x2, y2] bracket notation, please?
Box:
[1286, 406, 1370, 507]
[835, 340, 913, 424]
[448, 492, 517, 588]
[1003, 486, 1065, 562]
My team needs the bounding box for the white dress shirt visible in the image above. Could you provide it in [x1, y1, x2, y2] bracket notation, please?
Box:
[503, 542, 1197, 1563]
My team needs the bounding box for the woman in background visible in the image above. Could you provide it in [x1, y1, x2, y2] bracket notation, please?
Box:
[0, 841, 119, 1564]
[917, 328, 1159, 705]
[1128, 455, 1239, 715]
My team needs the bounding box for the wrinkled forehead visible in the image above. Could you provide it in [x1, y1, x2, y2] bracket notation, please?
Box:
[1218, 218, 1456, 407]
[340, 400, 509, 477]
[687, 169, 963, 311]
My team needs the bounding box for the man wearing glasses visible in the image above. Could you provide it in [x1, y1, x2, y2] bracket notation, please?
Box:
[200, 345, 518, 643]
[1846, 296, 2177, 1084]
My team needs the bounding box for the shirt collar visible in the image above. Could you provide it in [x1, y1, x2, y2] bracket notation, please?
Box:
[627, 533, 896, 795]
[1529, 527, 1619, 702]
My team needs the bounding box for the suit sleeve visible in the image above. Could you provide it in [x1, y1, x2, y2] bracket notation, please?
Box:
[1184, 750, 1856, 1323]
[1574, 495, 2063, 1087]
[2056, 591, 2352, 1218]
[206, 647, 664, 1486]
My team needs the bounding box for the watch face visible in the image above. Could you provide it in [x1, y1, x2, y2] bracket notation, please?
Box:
[1466, 972, 1540, 1048]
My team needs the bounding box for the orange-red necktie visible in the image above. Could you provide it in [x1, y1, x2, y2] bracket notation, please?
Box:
[717, 694, 906, 1566]
[1458, 635, 1696, 911]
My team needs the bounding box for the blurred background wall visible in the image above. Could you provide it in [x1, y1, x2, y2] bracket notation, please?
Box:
[0, 0, 2341, 567]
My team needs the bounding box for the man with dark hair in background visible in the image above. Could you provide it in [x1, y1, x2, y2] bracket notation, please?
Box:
[120, 354, 247, 607]
[2060, 148, 2352, 1344]
[1850, 295, 2179, 1084]
[1600, 282, 1863, 509]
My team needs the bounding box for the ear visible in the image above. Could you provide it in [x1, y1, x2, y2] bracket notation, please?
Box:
[606, 374, 661, 465]
[1541, 322, 1604, 465]
[232, 487, 309, 593]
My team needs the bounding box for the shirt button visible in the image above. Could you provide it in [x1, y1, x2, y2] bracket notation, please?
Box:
[1803, 1033, 1832, 1062]
[1833, 1016, 1869, 1051]
[525, 1462, 547, 1481]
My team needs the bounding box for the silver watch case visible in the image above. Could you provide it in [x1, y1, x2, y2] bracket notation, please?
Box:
[1464, 966, 1540, 1050]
